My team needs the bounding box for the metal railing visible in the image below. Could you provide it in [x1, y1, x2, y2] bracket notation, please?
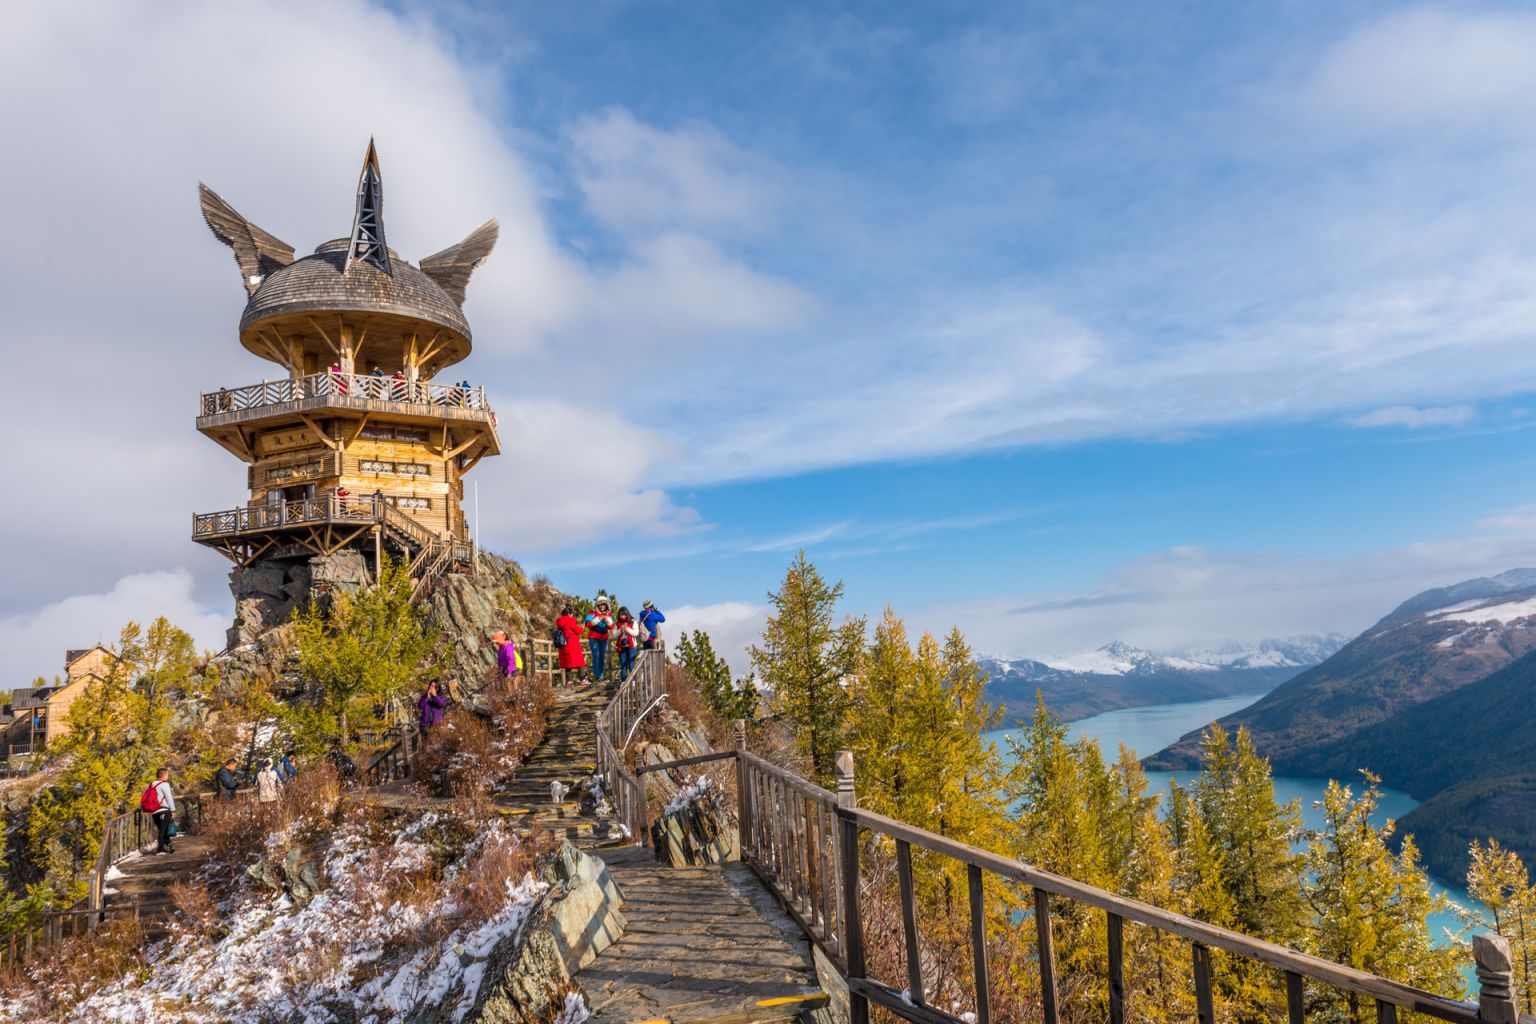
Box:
[199, 371, 490, 417]
[633, 740, 1526, 1024]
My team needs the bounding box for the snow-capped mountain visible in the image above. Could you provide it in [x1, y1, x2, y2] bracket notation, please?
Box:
[980, 634, 1346, 721]
[1029, 634, 1349, 677]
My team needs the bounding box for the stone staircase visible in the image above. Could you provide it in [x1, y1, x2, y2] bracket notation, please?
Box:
[101, 833, 213, 941]
[581, 850, 830, 1024]
[498, 681, 626, 848]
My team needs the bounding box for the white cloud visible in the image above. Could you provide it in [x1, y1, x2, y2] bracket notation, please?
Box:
[911, 522, 1536, 661]
[0, 571, 229, 686]
[663, 601, 768, 675]
[568, 107, 780, 236]
[1348, 404, 1474, 429]
[1298, 7, 1536, 139]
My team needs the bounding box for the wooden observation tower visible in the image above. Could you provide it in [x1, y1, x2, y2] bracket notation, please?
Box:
[192, 142, 499, 597]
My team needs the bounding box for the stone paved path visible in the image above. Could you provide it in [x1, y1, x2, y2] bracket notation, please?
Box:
[498, 680, 625, 846]
[580, 847, 829, 1024]
[102, 832, 213, 940]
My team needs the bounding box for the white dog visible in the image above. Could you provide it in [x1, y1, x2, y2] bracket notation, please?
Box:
[550, 779, 569, 805]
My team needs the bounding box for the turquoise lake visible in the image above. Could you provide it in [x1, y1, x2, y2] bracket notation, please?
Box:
[983, 692, 1478, 954]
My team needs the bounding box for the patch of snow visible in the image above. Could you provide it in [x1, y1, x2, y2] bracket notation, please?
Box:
[1432, 597, 1536, 626]
[552, 991, 590, 1024]
[663, 775, 715, 816]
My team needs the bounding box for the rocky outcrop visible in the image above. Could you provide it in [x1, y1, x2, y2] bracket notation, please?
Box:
[227, 550, 371, 647]
[640, 733, 740, 868]
[246, 845, 325, 904]
[468, 842, 626, 1024]
[422, 553, 535, 688]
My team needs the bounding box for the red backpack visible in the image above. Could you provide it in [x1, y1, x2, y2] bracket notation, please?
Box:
[140, 783, 161, 813]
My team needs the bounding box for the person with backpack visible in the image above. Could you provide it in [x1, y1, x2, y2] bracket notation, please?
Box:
[256, 759, 282, 805]
[278, 750, 298, 783]
[639, 600, 666, 650]
[216, 759, 241, 800]
[494, 631, 520, 679]
[142, 768, 176, 854]
[584, 597, 615, 682]
[554, 606, 585, 684]
[615, 607, 640, 681]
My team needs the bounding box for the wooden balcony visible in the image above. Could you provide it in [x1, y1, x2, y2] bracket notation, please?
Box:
[196, 370, 500, 463]
[192, 493, 472, 571]
[197, 372, 496, 429]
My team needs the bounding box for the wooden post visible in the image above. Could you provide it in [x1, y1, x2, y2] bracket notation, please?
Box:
[1475, 933, 1520, 1024]
[734, 721, 750, 860]
[835, 750, 866, 1024]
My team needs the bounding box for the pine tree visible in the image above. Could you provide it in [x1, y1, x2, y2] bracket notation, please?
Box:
[1467, 840, 1535, 1013]
[118, 617, 198, 802]
[675, 629, 756, 722]
[289, 556, 441, 752]
[749, 551, 862, 780]
[1304, 773, 1464, 1022]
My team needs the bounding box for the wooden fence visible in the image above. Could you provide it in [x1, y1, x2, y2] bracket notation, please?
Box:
[594, 647, 668, 842]
[631, 740, 1529, 1024]
[199, 372, 490, 416]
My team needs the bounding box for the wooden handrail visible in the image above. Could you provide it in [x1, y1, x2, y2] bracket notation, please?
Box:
[198, 371, 491, 417]
[593, 647, 666, 843]
[634, 742, 1519, 1024]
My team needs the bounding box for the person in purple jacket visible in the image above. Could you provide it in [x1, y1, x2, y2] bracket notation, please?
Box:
[494, 631, 519, 679]
[417, 681, 447, 735]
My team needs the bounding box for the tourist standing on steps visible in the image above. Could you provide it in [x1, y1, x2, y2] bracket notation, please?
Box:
[145, 768, 176, 854]
[494, 631, 520, 679]
[639, 600, 666, 650]
[555, 606, 586, 684]
[585, 597, 615, 682]
[418, 681, 447, 735]
[615, 607, 640, 681]
[216, 759, 241, 800]
[256, 759, 281, 805]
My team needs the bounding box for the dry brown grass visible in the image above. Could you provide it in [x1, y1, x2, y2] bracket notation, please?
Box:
[14, 916, 145, 1012]
[167, 877, 222, 940]
[459, 827, 554, 926]
[198, 765, 343, 889]
[419, 667, 553, 821]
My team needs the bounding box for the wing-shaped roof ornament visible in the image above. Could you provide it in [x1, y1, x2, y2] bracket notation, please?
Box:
[198, 184, 296, 296]
[419, 219, 499, 306]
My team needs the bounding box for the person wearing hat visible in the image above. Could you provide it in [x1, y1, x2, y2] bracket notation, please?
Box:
[584, 596, 615, 682]
[639, 600, 666, 651]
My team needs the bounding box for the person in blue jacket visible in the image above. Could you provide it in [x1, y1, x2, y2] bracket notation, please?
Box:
[639, 600, 666, 650]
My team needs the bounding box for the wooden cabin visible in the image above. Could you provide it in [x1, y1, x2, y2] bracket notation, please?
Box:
[0, 645, 116, 760]
[191, 142, 500, 578]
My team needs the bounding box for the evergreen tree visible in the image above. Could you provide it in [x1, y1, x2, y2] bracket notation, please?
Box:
[1467, 840, 1535, 1013]
[289, 556, 441, 752]
[749, 551, 862, 779]
[118, 617, 198, 802]
[675, 629, 756, 722]
[1304, 773, 1464, 1021]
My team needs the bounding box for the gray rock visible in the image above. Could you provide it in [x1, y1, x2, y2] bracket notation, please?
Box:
[469, 842, 626, 1023]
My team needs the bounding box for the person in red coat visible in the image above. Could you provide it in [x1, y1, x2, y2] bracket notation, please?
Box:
[555, 606, 586, 684]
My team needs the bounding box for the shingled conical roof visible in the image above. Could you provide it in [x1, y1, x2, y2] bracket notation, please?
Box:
[200, 142, 499, 370]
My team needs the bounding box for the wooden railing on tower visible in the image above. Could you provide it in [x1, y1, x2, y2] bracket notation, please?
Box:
[633, 739, 1530, 1024]
[199, 371, 490, 417]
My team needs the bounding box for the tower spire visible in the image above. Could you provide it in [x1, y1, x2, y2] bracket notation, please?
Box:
[348, 139, 390, 274]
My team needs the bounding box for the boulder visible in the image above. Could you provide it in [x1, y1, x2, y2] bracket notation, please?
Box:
[468, 841, 626, 1023]
[651, 800, 739, 867]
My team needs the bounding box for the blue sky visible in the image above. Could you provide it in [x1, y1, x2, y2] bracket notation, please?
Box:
[5, 1, 1536, 677]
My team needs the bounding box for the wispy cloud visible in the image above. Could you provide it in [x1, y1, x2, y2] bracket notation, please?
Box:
[1347, 405, 1475, 430]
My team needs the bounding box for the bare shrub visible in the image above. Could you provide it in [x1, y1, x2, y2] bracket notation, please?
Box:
[18, 916, 145, 1009]
[197, 764, 343, 891]
[168, 878, 222, 940]
[459, 828, 553, 926]
[420, 668, 553, 819]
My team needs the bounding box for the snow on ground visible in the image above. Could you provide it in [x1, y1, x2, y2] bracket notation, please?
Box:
[663, 774, 716, 816]
[2, 814, 547, 1024]
[1431, 597, 1536, 626]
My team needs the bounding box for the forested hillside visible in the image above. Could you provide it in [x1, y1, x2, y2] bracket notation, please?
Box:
[1147, 570, 1536, 771]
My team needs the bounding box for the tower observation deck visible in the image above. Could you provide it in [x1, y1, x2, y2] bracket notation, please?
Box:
[192, 142, 500, 606]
